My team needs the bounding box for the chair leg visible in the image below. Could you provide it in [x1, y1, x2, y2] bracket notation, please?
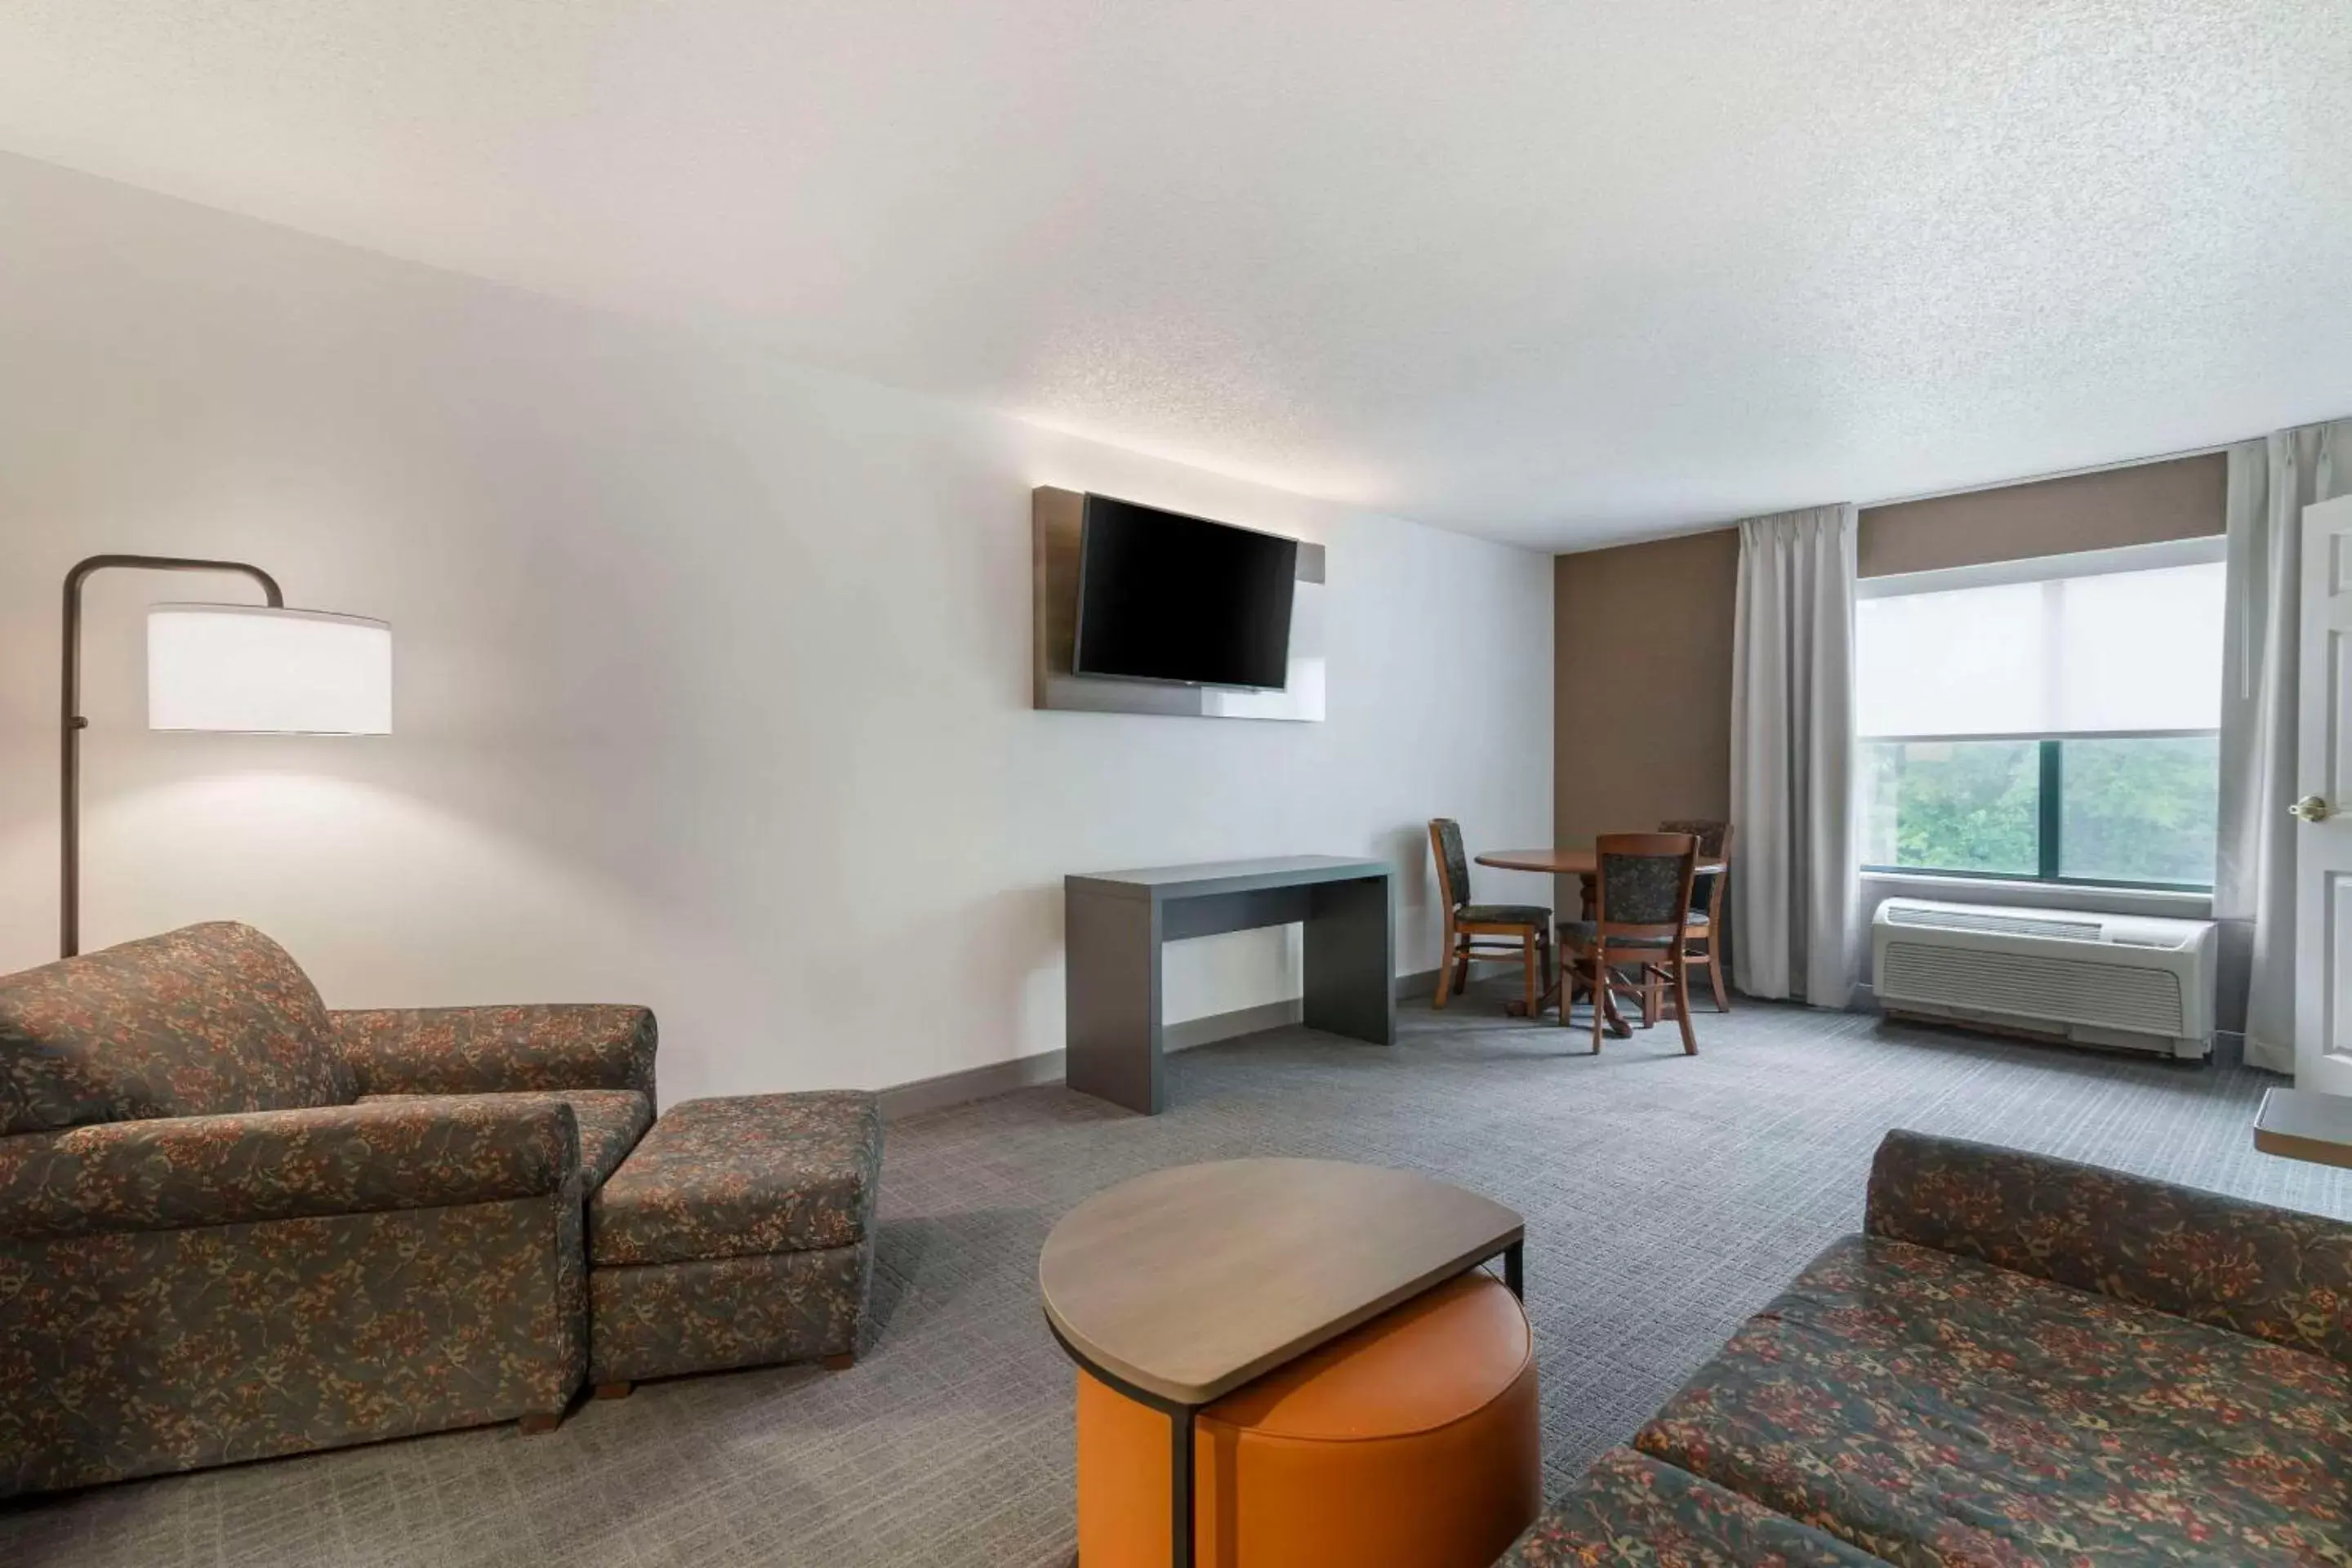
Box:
[1599, 973, 1631, 1039]
[1434, 925, 1456, 1008]
[1589, 951, 1606, 1055]
[1708, 954, 1731, 1013]
[1673, 955, 1698, 1054]
[1521, 929, 1539, 1018]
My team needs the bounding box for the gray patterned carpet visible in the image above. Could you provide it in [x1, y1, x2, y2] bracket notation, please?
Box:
[7, 989, 2350, 1567]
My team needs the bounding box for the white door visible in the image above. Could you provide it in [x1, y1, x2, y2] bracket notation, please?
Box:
[2293, 493, 2352, 1092]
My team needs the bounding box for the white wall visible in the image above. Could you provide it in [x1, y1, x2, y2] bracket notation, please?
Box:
[0, 154, 1554, 1103]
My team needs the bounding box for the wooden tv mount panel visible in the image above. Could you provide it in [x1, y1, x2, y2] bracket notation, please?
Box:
[1031, 487, 1325, 722]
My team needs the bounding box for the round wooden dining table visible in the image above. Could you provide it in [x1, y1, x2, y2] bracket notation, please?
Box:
[1472, 847, 1729, 1027]
[1472, 847, 1729, 880]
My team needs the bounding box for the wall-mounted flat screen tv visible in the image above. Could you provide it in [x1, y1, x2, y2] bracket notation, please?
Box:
[1072, 495, 1298, 690]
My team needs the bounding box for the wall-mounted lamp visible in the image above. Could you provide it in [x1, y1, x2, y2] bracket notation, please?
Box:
[61, 555, 391, 957]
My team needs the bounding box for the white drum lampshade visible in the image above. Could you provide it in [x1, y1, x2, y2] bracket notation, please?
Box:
[147, 604, 393, 734]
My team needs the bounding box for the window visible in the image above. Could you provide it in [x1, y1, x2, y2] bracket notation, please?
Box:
[1855, 544, 2225, 890]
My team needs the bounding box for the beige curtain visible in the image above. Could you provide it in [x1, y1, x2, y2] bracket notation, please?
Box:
[2217, 419, 2352, 1073]
[1729, 504, 1860, 1006]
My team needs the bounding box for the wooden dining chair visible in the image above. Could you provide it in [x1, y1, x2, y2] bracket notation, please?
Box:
[1556, 833, 1699, 1055]
[1428, 819, 1552, 1016]
[1658, 818, 1735, 1013]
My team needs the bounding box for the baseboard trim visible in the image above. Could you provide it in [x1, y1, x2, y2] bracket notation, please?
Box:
[878, 971, 1454, 1120]
[878, 1049, 1068, 1121]
[1164, 996, 1303, 1051]
[1396, 962, 1522, 1000]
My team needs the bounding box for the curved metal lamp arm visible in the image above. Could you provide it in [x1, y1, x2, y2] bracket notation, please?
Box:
[60, 555, 284, 957]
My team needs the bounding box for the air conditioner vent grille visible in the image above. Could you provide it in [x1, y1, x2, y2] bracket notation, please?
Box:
[1880, 940, 2185, 1036]
[1885, 905, 2103, 941]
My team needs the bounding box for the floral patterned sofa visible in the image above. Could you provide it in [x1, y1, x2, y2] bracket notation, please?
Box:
[1500, 1129, 2352, 1566]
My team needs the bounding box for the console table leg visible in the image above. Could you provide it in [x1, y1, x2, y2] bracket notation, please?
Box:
[1303, 875, 1394, 1045]
[1066, 888, 1163, 1114]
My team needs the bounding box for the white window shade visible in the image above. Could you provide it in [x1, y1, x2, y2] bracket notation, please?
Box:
[148, 604, 392, 734]
[1855, 560, 2224, 738]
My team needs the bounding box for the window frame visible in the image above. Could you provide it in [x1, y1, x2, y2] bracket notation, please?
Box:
[1855, 536, 2227, 896]
[1857, 727, 2219, 893]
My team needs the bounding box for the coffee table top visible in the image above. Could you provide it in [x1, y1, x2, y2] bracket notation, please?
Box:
[2255, 1086, 2352, 1169]
[1038, 1157, 1523, 1405]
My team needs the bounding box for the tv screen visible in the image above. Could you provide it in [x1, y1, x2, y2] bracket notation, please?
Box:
[1073, 496, 1298, 690]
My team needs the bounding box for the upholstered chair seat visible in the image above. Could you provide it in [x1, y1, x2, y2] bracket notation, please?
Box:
[1454, 903, 1553, 927]
[1556, 911, 1706, 947]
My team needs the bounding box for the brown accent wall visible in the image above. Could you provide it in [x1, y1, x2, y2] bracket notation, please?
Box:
[1550, 454, 2228, 876]
[1857, 452, 2225, 577]
[1552, 527, 1740, 849]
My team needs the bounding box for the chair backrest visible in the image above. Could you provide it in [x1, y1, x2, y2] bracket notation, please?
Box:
[0, 921, 350, 1135]
[1657, 819, 1732, 858]
[1593, 833, 1699, 941]
[1428, 819, 1473, 911]
[1659, 818, 1734, 919]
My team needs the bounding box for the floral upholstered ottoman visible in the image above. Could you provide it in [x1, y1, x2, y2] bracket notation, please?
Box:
[585, 1090, 882, 1395]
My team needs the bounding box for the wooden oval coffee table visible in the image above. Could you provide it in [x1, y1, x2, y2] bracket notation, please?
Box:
[1040, 1158, 1525, 1568]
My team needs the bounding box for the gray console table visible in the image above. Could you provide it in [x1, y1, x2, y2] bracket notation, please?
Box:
[1064, 856, 1395, 1114]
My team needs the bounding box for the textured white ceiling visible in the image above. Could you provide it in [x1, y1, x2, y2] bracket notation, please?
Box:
[0, 2, 2347, 548]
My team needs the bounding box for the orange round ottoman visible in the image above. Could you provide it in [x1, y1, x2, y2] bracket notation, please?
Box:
[1076, 1272, 1540, 1568]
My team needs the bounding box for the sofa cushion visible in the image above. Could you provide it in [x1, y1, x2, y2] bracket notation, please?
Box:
[1634, 1233, 2352, 1567]
[359, 1089, 652, 1191]
[1502, 1446, 1887, 1566]
[590, 1091, 881, 1267]
[0, 922, 349, 1135]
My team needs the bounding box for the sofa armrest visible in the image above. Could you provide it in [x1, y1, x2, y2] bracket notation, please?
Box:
[1865, 1128, 2352, 1365]
[0, 1097, 579, 1240]
[333, 1004, 657, 1103]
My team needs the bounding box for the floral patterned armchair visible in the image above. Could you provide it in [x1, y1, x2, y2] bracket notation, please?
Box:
[0, 921, 656, 1496]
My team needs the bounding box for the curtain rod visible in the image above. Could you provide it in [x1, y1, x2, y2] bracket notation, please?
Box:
[1859, 438, 2243, 511]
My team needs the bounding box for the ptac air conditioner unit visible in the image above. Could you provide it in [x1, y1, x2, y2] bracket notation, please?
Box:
[1871, 898, 2216, 1060]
